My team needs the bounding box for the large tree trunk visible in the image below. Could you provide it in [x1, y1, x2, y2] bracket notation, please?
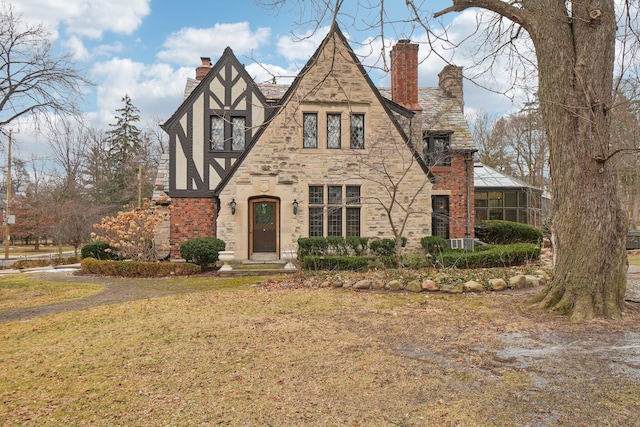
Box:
[529, 0, 628, 320]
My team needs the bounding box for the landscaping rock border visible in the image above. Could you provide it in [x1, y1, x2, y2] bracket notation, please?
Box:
[316, 268, 551, 294]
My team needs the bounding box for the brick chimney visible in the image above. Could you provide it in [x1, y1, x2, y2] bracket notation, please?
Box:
[390, 40, 422, 111]
[438, 65, 464, 112]
[195, 57, 212, 81]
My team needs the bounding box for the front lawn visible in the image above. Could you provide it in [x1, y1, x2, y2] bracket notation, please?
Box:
[0, 275, 102, 311]
[1, 275, 639, 426]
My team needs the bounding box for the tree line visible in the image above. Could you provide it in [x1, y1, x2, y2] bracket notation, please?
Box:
[1, 95, 166, 254]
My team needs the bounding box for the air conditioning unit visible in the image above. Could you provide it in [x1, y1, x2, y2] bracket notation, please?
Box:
[449, 238, 475, 251]
[449, 238, 464, 249]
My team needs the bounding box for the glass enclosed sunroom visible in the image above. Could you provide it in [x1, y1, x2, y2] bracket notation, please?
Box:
[474, 163, 546, 228]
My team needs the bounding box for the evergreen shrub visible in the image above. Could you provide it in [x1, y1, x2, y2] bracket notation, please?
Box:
[301, 255, 372, 271]
[81, 241, 120, 260]
[439, 243, 540, 268]
[80, 258, 200, 277]
[179, 237, 226, 269]
[420, 236, 448, 254]
[297, 237, 329, 257]
[369, 237, 407, 257]
[475, 220, 543, 244]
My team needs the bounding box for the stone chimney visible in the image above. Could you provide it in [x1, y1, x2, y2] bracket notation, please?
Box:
[438, 65, 464, 112]
[390, 40, 422, 111]
[195, 57, 212, 81]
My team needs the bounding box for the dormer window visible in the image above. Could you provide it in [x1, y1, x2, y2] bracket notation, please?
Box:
[424, 132, 452, 166]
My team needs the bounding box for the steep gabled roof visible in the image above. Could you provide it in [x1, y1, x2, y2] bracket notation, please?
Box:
[162, 47, 270, 131]
[212, 23, 433, 195]
[378, 88, 476, 152]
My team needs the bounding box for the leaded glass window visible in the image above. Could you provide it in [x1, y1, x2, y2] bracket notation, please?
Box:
[432, 195, 450, 239]
[210, 116, 224, 150]
[309, 186, 324, 205]
[309, 208, 324, 236]
[350, 114, 364, 149]
[346, 186, 360, 204]
[346, 207, 361, 237]
[328, 186, 342, 205]
[232, 117, 245, 151]
[424, 133, 451, 166]
[303, 113, 318, 148]
[327, 114, 341, 149]
[328, 208, 342, 237]
[307, 185, 361, 238]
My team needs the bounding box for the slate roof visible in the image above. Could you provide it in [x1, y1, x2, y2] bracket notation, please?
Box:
[151, 153, 171, 204]
[378, 88, 476, 152]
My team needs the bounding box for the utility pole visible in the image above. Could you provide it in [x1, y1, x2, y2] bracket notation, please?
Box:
[4, 129, 13, 260]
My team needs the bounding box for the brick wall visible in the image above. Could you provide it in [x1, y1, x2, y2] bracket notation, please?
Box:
[170, 197, 218, 259]
[390, 41, 422, 111]
[432, 152, 474, 238]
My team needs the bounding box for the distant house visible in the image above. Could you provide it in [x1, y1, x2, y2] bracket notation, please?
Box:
[158, 24, 476, 261]
[474, 162, 549, 228]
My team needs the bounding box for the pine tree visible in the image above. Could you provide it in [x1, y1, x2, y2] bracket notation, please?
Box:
[104, 95, 144, 208]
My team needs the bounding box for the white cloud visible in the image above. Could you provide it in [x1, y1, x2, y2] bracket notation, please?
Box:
[92, 58, 191, 126]
[245, 63, 296, 85]
[276, 26, 331, 62]
[62, 36, 89, 61]
[12, 0, 151, 40]
[157, 22, 271, 66]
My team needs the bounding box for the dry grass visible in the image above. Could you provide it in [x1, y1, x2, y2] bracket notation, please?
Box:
[1, 275, 639, 426]
[0, 275, 102, 310]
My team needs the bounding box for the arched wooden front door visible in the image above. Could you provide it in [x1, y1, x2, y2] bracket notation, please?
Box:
[249, 198, 280, 259]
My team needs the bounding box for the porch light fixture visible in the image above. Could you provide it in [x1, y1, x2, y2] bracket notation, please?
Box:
[293, 199, 298, 215]
[230, 199, 236, 215]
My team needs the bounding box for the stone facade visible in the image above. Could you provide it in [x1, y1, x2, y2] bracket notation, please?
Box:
[216, 28, 432, 260]
[217, 28, 431, 259]
[163, 24, 477, 261]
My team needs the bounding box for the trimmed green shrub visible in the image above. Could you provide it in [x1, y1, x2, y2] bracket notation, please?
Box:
[179, 237, 226, 269]
[403, 252, 437, 269]
[369, 237, 407, 257]
[12, 256, 80, 269]
[301, 255, 373, 271]
[420, 236, 448, 254]
[80, 258, 201, 277]
[475, 220, 543, 244]
[439, 243, 540, 268]
[345, 236, 369, 256]
[326, 236, 348, 255]
[81, 241, 119, 260]
[298, 237, 329, 257]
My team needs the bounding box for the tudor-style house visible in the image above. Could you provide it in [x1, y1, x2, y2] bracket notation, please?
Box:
[160, 24, 475, 261]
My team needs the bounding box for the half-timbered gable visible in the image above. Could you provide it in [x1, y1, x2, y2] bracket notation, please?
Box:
[163, 48, 271, 197]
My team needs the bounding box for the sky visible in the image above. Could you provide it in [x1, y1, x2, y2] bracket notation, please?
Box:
[8, 0, 530, 163]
